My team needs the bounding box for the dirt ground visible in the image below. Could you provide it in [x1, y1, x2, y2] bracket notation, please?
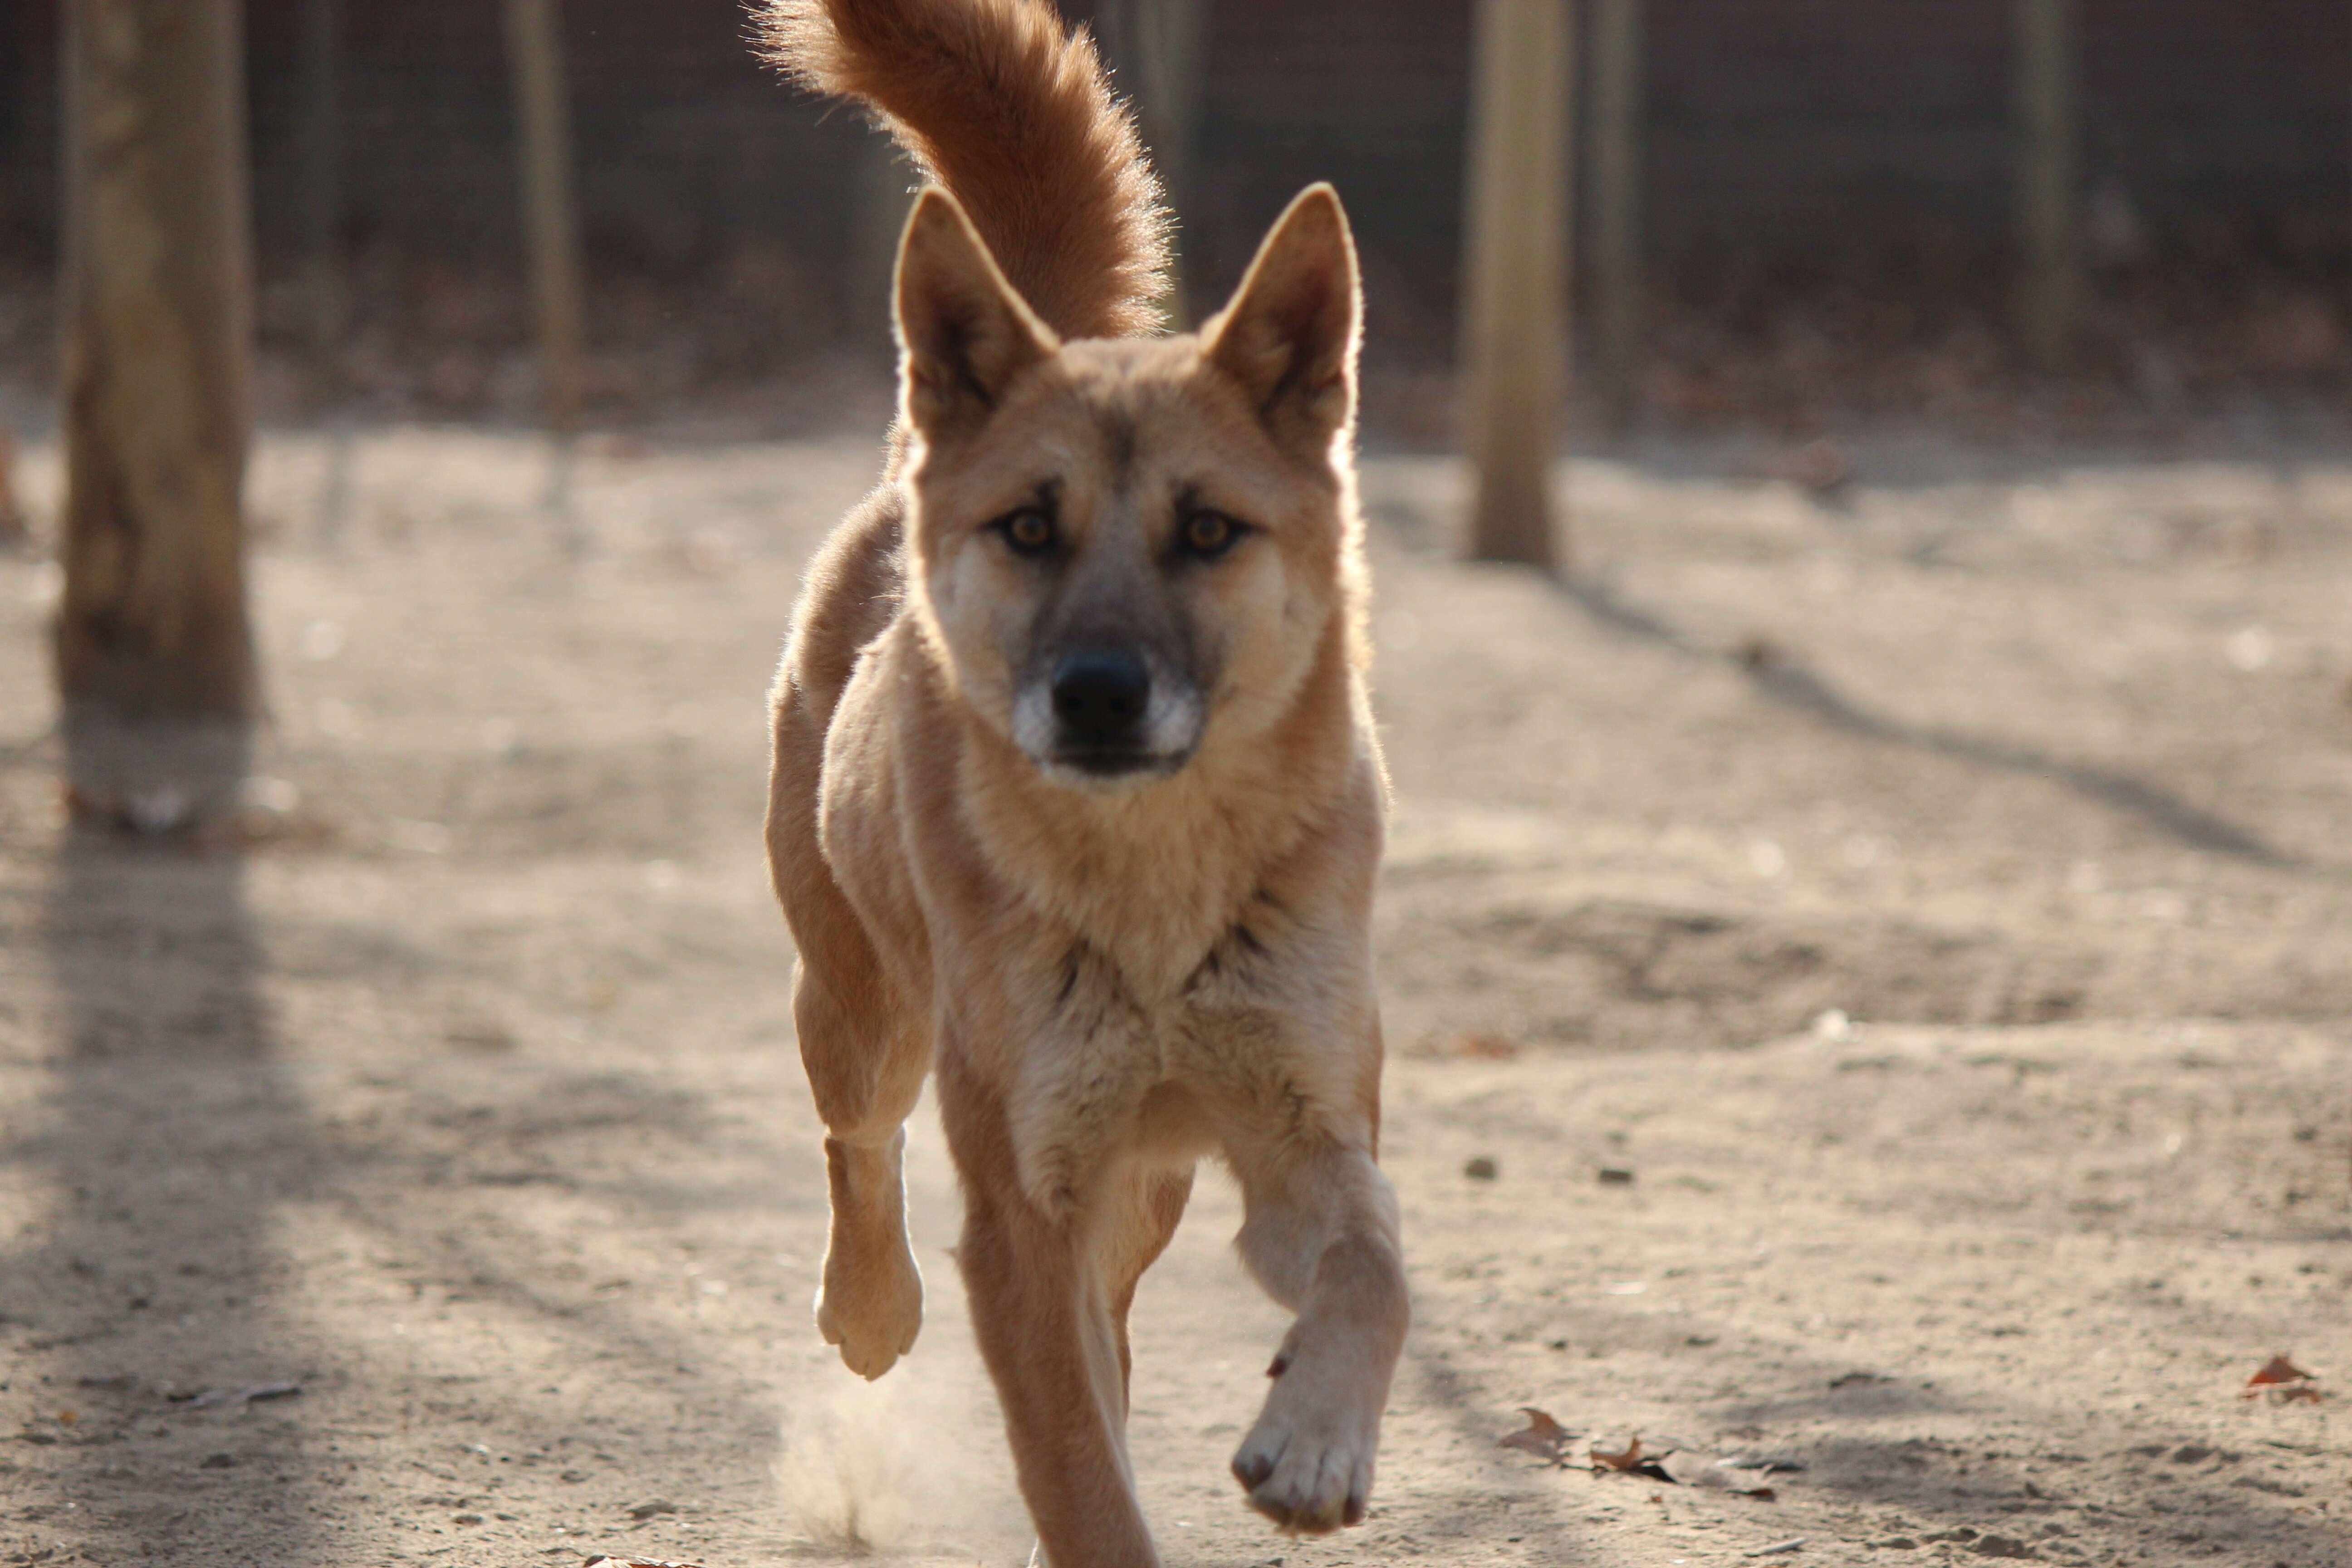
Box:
[0, 412, 2347, 1568]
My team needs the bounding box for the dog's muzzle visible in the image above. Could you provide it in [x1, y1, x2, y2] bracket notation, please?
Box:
[1027, 646, 1197, 780]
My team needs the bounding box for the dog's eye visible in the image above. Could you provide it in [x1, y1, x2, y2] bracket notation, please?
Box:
[1179, 510, 1244, 559]
[997, 509, 1058, 556]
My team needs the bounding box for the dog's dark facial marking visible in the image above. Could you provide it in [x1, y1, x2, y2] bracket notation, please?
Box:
[1096, 407, 1137, 485]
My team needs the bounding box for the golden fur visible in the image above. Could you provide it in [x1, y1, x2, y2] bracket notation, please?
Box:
[760, 4, 1405, 1563]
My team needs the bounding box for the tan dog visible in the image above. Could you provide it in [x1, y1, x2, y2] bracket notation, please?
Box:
[759, 3, 1405, 1561]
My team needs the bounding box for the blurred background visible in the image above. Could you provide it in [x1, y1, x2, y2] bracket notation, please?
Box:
[0, 7, 2348, 1567]
[3, 0, 2350, 441]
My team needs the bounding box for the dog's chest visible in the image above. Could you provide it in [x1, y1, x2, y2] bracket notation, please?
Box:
[1002, 938, 1288, 1212]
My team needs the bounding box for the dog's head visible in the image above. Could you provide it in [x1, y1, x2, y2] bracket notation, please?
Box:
[892, 185, 1362, 791]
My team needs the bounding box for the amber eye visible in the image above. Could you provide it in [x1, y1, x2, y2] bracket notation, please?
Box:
[1000, 510, 1057, 555]
[1181, 510, 1242, 558]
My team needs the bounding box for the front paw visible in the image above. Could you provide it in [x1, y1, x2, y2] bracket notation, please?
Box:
[814, 1235, 922, 1379]
[1230, 1358, 1380, 1534]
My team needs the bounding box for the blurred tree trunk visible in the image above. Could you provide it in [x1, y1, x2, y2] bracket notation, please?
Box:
[505, 0, 586, 438]
[2015, 0, 2079, 373]
[1589, 0, 1644, 431]
[1097, 0, 1205, 327]
[296, 0, 346, 403]
[55, 0, 257, 726]
[1461, 0, 1571, 571]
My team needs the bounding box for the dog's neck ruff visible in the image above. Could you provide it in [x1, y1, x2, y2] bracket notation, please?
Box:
[948, 619, 1364, 1003]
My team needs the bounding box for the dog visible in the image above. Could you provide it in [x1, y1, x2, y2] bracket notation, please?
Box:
[759, 3, 1406, 1562]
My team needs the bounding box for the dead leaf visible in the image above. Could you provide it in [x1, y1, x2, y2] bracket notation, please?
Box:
[2241, 1354, 2328, 1404]
[1590, 1431, 1678, 1482]
[1498, 1407, 1574, 1465]
[2245, 1353, 2313, 1386]
[1588, 1431, 1646, 1471]
[1451, 1032, 1519, 1060]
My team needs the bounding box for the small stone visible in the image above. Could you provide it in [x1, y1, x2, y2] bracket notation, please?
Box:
[1463, 1156, 1499, 1181]
[1597, 1166, 1636, 1185]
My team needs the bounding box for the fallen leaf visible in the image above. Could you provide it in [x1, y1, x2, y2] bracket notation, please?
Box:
[1450, 1032, 1519, 1060]
[1591, 1431, 1677, 1482]
[1498, 1407, 1574, 1465]
[2241, 1354, 2328, 1404]
[2245, 1353, 2313, 1386]
[1588, 1431, 1645, 1471]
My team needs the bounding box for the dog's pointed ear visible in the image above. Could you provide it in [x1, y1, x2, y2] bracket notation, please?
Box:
[1202, 184, 1361, 456]
[895, 187, 1058, 442]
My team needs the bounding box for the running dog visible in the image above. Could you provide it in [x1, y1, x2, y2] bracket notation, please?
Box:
[760, 3, 1405, 1561]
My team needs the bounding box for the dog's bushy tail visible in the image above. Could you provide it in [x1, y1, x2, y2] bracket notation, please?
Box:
[760, 0, 1170, 340]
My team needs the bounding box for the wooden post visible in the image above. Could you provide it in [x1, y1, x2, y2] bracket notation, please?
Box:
[2015, 0, 2080, 374]
[1099, 0, 1205, 327]
[1589, 0, 1643, 430]
[504, 0, 586, 440]
[56, 0, 258, 724]
[295, 0, 345, 403]
[0, 426, 24, 547]
[1461, 0, 1572, 570]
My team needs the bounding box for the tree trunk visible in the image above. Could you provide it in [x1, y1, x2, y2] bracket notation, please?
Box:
[505, 0, 586, 438]
[1589, 0, 1644, 431]
[1098, 0, 1205, 328]
[1461, 0, 1572, 571]
[55, 0, 257, 725]
[296, 0, 346, 403]
[2015, 0, 2079, 374]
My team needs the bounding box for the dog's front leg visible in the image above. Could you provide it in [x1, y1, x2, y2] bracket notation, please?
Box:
[1227, 1137, 1408, 1534]
[939, 1060, 1161, 1568]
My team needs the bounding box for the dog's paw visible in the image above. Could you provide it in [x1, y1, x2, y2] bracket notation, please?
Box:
[1230, 1364, 1379, 1534]
[814, 1235, 922, 1379]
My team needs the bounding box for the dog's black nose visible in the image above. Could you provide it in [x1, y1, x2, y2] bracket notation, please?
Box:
[1051, 648, 1150, 743]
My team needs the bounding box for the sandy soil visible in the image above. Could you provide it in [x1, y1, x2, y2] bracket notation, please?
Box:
[0, 421, 2347, 1568]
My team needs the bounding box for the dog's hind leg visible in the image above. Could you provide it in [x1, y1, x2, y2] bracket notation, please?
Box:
[1224, 1132, 1408, 1535]
[939, 1063, 1163, 1568]
[1104, 1166, 1193, 1406]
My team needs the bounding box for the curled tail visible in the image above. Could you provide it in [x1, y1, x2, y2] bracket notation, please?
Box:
[760, 0, 1170, 340]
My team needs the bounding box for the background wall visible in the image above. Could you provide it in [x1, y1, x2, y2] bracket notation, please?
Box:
[1, 0, 2346, 418]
